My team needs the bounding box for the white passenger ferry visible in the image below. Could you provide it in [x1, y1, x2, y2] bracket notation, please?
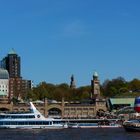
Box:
[0, 102, 65, 129]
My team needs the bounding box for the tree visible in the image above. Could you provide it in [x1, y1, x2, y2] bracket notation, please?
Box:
[128, 79, 140, 92]
[102, 77, 127, 97]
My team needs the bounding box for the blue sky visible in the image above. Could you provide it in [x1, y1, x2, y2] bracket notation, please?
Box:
[0, 0, 140, 87]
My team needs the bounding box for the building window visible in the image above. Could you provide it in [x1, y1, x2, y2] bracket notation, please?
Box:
[77, 108, 82, 110]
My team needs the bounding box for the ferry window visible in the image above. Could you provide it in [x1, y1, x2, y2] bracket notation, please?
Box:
[77, 108, 82, 110]
[18, 122, 24, 125]
[29, 121, 33, 125]
[30, 121, 35, 125]
[43, 121, 49, 125]
[36, 121, 42, 125]
[0, 115, 4, 119]
[5, 122, 10, 125]
[53, 121, 60, 124]
[11, 122, 17, 125]
[30, 115, 35, 118]
[23, 122, 28, 125]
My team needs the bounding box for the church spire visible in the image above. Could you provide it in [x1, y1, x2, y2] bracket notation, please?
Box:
[70, 74, 76, 89]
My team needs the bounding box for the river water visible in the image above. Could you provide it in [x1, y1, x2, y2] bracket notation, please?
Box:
[0, 128, 140, 140]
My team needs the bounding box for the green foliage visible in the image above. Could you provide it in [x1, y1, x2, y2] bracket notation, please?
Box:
[102, 77, 140, 98]
[27, 82, 91, 101]
[128, 79, 140, 91]
[26, 77, 140, 101]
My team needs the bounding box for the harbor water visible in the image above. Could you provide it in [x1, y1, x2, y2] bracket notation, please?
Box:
[0, 128, 140, 140]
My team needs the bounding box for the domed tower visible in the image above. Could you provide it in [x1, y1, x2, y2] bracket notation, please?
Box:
[0, 68, 9, 97]
[91, 71, 100, 99]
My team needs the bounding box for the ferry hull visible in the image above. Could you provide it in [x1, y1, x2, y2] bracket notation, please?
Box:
[124, 126, 140, 132]
[0, 125, 64, 129]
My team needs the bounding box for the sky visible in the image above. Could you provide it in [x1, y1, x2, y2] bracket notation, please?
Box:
[0, 0, 140, 87]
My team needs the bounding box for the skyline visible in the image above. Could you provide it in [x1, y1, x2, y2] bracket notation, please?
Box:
[0, 0, 140, 87]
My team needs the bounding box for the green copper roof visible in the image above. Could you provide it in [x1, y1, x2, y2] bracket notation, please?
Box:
[0, 68, 9, 79]
[8, 48, 17, 55]
[93, 71, 98, 77]
[109, 98, 135, 107]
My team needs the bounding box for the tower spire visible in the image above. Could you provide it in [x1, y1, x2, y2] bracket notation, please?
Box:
[70, 74, 76, 89]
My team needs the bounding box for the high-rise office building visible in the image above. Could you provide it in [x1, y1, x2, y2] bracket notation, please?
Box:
[1, 49, 32, 100]
[1, 49, 21, 78]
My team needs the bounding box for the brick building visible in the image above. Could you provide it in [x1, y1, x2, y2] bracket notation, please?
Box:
[1, 49, 32, 100]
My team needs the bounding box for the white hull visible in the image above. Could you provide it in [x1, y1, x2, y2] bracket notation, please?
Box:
[123, 119, 140, 132]
[79, 125, 121, 128]
[0, 124, 64, 129]
[67, 122, 121, 129]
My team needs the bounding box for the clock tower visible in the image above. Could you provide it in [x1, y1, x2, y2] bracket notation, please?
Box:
[91, 71, 100, 99]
